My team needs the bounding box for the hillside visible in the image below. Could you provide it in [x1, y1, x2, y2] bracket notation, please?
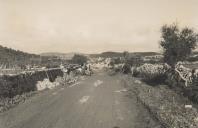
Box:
[130, 52, 161, 56]
[40, 52, 69, 57]
[40, 52, 85, 60]
[0, 45, 40, 68]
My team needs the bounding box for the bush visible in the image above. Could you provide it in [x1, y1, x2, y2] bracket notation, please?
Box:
[112, 57, 122, 64]
[71, 54, 88, 65]
[126, 56, 143, 67]
[131, 67, 140, 77]
[137, 63, 168, 85]
[114, 66, 122, 73]
[122, 63, 131, 74]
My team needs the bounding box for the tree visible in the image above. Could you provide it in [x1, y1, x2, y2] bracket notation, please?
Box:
[160, 23, 198, 67]
[123, 51, 129, 59]
[123, 51, 129, 64]
[71, 54, 88, 65]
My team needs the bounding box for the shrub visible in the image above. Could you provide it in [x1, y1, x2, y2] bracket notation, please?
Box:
[137, 63, 168, 84]
[71, 54, 88, 65]
[131, 67, 140, 77]
[122, 63, 131, 74]
[126, 56, 143, 67]
[114, 66, 122, 73]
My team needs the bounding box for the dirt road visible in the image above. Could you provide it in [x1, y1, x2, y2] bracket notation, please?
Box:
[0, 71, 161, 128]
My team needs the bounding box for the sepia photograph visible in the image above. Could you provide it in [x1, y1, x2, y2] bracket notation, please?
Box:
[0, 0, 198, 128]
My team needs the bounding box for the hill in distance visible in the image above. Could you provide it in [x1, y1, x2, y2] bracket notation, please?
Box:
[40, 52, 86, 60]
[90, 51, 161, 58]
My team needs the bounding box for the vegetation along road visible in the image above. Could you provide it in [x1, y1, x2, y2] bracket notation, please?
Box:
[0, 70, 161, 128]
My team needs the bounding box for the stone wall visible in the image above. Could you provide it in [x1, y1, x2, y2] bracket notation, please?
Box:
[0, 68, 63, 98]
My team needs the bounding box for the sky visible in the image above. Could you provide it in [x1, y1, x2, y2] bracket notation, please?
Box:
[0, 0, 198, 54]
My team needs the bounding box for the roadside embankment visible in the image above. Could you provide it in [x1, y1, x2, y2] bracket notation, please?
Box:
[122, 75, 198, 128]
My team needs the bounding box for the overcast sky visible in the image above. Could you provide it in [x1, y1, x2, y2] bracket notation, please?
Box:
[0, 0, 198, 54]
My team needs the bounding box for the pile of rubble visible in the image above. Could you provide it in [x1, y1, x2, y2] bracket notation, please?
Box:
[36, 78, 60, 91]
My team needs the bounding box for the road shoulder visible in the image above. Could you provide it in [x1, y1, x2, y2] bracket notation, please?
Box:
[122, 74, 198, 128]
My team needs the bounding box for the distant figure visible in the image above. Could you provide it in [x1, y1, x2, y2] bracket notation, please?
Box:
[87, 63, 91, 71]
[85, 63, 92, 76]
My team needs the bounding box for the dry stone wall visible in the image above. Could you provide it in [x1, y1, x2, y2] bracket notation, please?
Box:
[0, 68, 63, 98]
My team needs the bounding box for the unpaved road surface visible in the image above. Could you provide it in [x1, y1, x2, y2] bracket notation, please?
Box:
[0, 71, 161, 128]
